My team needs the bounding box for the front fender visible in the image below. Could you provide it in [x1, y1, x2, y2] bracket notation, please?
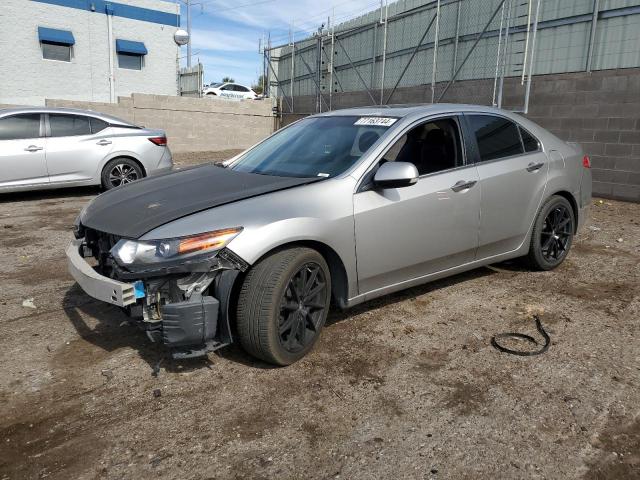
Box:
[141, 177, 360, 298]
[226, 216, 358, 299]
[227, 218, 343, 264]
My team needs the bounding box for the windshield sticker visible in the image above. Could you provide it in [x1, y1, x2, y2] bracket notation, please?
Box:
[354, 117, 398, 127]
[317, 172, 330, 177]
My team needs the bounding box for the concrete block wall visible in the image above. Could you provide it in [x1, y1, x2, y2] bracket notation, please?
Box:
[45, 94, 274, 153]
[505, 69, 640, 202]
[280, 68, 640, 202]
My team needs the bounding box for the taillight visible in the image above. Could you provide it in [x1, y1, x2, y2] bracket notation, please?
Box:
[582, 155, 591, 169]
[148, 136, 167, 146]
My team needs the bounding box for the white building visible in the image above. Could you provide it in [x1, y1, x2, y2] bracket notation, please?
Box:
[0, 0, 181, 105]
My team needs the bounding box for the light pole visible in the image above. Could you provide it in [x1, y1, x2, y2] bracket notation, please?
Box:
[186, 0, 192, 67]
[179, 0, 200, 68]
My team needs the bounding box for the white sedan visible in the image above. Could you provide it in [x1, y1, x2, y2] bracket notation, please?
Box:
[203, 82, 258, 100]
[0, 107, 172, 193]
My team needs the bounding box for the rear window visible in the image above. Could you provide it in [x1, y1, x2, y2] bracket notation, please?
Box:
[467, 114, 524, 162]
[49, 114, 91, 137]
[0, 114, 41, 140]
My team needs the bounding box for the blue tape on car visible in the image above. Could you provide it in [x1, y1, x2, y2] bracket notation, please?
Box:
[133, 281, 145, 299]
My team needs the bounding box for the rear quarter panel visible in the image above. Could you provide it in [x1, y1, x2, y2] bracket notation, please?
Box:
[512, 114, 588, 229]
[95, 128, 168, 177]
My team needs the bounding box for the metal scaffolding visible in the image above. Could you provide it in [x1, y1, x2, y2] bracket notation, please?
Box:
[263, 0, 550, 117]
[264, 0, 640, 120]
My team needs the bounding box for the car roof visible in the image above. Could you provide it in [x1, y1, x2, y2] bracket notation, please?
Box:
[0, 106, 136, 126]
[222, 82, 249, 87]
[315, 103, 517, 118]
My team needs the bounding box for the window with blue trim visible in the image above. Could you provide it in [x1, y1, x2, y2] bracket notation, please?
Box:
[117, 53, 143, 70]
[116, 39, 147, 70]
[38, 27, 75, 62]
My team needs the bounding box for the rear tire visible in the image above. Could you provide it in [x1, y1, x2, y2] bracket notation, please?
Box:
[236, 248, 331, 366]
[101, 158, 143, 190]
[526, 195, 575, 270]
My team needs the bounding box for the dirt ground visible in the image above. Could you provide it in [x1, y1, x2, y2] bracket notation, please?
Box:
[0, 162, 638, 479]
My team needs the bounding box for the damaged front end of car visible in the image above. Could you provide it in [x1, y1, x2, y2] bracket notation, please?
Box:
[67, 222, 249, 359]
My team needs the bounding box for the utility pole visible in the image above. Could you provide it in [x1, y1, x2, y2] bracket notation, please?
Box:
[186, 0, 192, 67]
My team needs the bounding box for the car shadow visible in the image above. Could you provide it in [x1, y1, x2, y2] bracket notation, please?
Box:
[326, 266, 497, 327]
[62, 262, 518, 372]
[63, 284, 214, 375]
[0, 186, 100, 203]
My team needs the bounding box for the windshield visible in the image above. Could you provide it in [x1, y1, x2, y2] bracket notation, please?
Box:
[230, 116, 397, 178]
[209, 82, 223, 87]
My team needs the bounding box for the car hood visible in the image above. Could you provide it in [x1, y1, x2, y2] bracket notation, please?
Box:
[80, 164, 321, 238]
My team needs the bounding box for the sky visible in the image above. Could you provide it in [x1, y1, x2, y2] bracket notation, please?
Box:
[175, 0, 384, 87]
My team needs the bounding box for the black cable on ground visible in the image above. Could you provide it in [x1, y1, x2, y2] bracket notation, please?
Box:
[491, 314, 550, 356]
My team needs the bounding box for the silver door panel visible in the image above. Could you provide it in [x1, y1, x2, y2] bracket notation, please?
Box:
[354, 166, 481, 294]
[45, 132, 114, 183]
[475, 151, 548, 259]
[0, 139, 48, 187]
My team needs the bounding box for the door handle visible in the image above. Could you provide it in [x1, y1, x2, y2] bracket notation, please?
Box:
[96, 139, 112, 146]
[24, 145, 43, 152]
[526, 162, 544, 172]
[451, 180, 477, 192]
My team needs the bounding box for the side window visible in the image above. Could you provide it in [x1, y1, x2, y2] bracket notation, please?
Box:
[220, 84, 231, 90]
[237, 85, 249, 92]
[520, 127, 540, 152]
[467, 114, 524, 162]
[42, 43, 71, 62]
[117, 53, 143, 70]
[90, 117, 109, 134]
[49, 114, 91, 137]
[0, 114, 41, 140]
[382, 117, 463, 175]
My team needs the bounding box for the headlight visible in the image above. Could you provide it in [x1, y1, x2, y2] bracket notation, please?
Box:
[111, 227, 242, 267]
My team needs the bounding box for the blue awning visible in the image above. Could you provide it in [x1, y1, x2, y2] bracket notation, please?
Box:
[116, 39, 148, 55]
[38, 26, 75, 46]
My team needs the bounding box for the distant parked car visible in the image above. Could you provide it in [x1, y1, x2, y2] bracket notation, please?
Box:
[203, 82, 258, 100]
[0, 107, 173, 193]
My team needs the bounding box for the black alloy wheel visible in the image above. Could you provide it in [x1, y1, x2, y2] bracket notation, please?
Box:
[278, 263, 328, 354]
[540, 204, 573, 262]
[526, 195, 575, 270]
[236, 247, 332, 366]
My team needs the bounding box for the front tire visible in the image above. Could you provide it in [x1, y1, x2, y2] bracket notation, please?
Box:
[101, 158, 143, 190]
[526, 195, 575, 270]
[236, 248, 331, 366]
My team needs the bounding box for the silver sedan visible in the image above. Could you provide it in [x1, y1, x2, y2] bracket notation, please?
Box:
[68, 104, 592, 365]
[0, 107, 172, 192]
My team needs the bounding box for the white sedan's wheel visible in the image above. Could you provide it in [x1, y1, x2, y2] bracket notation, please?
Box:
[101, 158, 143, 190]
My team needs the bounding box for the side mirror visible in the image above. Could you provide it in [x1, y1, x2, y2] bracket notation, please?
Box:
[373, 162, 419, 189]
